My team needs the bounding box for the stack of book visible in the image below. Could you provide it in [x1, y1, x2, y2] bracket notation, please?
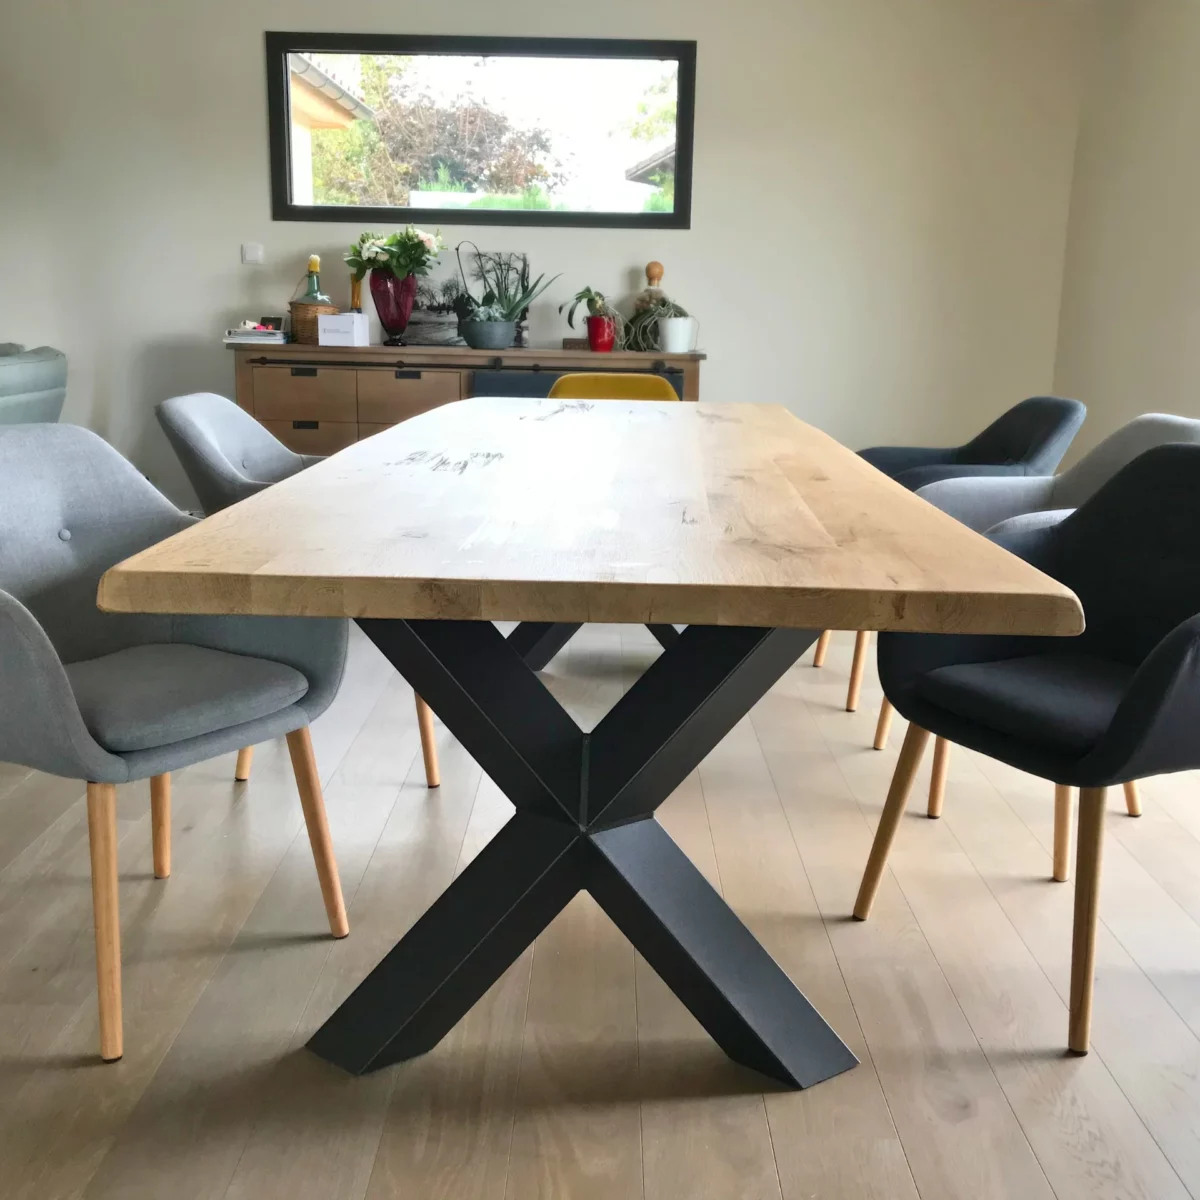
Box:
[223, 325, 287, 346]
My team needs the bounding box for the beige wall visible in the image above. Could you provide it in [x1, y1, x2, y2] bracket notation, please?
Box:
[0, 0, 1089, 504]
[1054, 0, 1200, 456]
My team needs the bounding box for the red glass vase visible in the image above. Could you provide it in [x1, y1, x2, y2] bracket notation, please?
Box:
[586, 314, 617, 353]
[370, 268, 418, 344]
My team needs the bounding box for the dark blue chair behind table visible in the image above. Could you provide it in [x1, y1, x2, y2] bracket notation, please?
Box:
[826, 395, 1087, 712]
[852, 443, 1200, 1055]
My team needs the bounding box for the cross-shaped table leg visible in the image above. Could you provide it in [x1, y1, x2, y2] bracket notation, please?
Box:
[307, 619, 857, 1089]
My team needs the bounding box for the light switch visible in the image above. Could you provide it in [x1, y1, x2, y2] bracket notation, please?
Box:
[241, 242, 265, 265]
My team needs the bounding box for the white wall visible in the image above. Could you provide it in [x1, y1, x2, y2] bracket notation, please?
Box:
[0, 0, 1090, 504]
[1054, 0, 1200, 454]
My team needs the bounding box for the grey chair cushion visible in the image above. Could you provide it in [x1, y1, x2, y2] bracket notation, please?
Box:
[915, 653, 1134, 755]
[65, 643, 309, 753]
[0, 345, 67, 424]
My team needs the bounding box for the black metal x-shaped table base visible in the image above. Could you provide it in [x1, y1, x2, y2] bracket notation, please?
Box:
[306, 618, 858, 1090]
[506, 619, 681, 669]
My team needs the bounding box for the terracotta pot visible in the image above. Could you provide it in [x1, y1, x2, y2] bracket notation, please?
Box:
[369, 268, 418, 343]
[586, 314, 617, 353]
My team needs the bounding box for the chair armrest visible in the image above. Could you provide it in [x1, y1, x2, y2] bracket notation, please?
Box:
[915, 475, 1057, 533]
[170, 614, 349, 721]
[1078, 615, 1200, 784]
[893, 462, 1036, 490]
[298, 454, 326, 470]
[858, 445, 957, 476]
[984, 508, 1074, 538]
[0, 590, 124, 781]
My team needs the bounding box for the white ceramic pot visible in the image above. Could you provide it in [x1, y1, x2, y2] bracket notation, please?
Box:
[658, 315, 696, 353]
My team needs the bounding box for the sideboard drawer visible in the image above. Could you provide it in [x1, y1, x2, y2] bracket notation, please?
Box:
[253, 366, 357, 422]
[260, 419, 358, 456]
[357, 369, 462, 424]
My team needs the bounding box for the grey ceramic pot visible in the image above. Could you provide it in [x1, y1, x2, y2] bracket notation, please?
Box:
[460, 320, 517, 350]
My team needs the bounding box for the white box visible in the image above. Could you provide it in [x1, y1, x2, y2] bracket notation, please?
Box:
[317, 312, 370, 346]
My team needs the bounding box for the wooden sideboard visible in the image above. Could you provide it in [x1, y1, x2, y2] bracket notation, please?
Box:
[231, 343, 706, 454]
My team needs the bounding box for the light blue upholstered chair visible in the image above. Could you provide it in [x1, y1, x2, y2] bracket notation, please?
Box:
[156, 392, 320, 515]
[0, 344, 67, 424]
[156, 391, 442, 789]
[0, 424, 350, 1062]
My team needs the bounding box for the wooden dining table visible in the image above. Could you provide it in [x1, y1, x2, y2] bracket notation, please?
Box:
[100, 397, 1083, 1091]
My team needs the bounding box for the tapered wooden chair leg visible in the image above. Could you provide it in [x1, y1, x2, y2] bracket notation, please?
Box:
[927, 737, 951, 818]
[234, 746, 254, 782]
[415, 694, 441, 788]
[812, 629, 832, 668]
[846, 630, 871, 712]
[150, 773, 170, 879]
[1053, 784, 1074, 882]
[286, 727, 349, 939]
[86, 782, 123, 1062]
[854, 724, 932, 920]
[1122, 780, 1142, 817]
[873, 698, 894, 751]
[1069, 787, 1106, 1054]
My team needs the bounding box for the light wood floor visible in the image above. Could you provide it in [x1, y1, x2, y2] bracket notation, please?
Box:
[2, 627, 1200, 1199]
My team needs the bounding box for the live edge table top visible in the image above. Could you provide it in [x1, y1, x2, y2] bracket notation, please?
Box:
[100, 398, 1083, 636]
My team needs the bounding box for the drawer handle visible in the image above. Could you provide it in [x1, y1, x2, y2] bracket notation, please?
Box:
[395, 370, 423, 379]
[291, 367, 318, 377]
[293, 420, 319, 430]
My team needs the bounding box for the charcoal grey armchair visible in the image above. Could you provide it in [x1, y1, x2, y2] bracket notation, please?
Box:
[826, 396, 1087, 712]
[0, 424, 350, 1062]
[854, 443, 1200, 1054]
[156, 391, 442, 788]
[156, 391, 320, 515]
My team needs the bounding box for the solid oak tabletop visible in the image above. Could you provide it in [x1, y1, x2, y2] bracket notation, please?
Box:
[99, 399, 1083, 635]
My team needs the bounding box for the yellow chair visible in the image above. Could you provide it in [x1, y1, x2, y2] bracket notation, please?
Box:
[548, 372, 679, 401]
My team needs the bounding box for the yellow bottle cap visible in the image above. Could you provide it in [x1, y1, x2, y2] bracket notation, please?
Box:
[308, 254, 320, 272]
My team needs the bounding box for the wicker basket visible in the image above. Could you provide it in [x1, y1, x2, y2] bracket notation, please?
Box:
[289, 299, 339, 346]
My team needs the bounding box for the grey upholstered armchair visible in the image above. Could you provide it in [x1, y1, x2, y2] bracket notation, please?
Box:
[915, 413, 1200, 533]
[0, 424, 350, 1062]
[156, 391, 320, 515]
[0, 344, 67, 424]
[873, 414, 1200, 820]
[157, 391, 442, 789]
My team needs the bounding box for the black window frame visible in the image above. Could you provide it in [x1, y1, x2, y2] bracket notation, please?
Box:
[265, 31, 697, 230]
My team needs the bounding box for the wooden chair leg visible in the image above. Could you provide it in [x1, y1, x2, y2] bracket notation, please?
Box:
[846, 630, 871, 712]
[285, 727, 349, 939]
[1053, 784, 1074, 882]
[86, 782, 123, 1062]
[927, 737, 951, 818]
[873, 698, 894, 751]
[1122, 779, 1142, 817]
[812, 629, 832, 668]
[234, 746, 254, 782]
[150, 773, 170, 879]
[854, 724, 932, 920]
[1069, 787, 1107, 1054]
[415, 694, 441, 789]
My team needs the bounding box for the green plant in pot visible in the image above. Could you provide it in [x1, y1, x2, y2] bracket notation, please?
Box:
[561, 287, 624, 353]
[455, 241, 558, 350]
[625, 295, 690, 352]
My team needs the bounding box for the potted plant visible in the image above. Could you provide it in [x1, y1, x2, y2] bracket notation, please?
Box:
[625, 295, 691, 352]
[454, 241, 558, 350]
[346, 227, 443, 345]
[561, 287, 623, 353]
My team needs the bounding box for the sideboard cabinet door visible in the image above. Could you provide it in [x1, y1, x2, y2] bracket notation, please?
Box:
[357, 369, 463, 425]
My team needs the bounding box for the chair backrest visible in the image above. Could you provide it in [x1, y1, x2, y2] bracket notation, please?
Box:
[547, 373, 680, 401]
[958, 396, 1086, 471]
[157, 392, 307, 514]
[1053, 413, 1200, 508]
[0, 345, 67, 424]
[1030, 443, 1200, 666]
[0, 425, 190, 663]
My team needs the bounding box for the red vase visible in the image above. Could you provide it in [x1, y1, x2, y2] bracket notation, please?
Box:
[370, 268, 418, 344]
[586, 314, 616, 352]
